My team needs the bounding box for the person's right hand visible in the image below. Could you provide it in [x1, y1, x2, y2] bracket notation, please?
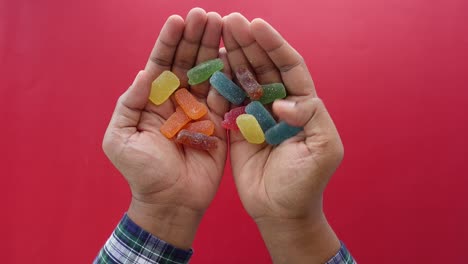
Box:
[223, 13, 344, 263]
[102, 8, 229, 249]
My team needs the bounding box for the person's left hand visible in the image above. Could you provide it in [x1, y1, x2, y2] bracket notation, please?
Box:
[222, 13, 343, 262]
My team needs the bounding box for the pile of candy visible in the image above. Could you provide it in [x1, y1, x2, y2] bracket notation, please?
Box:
[148, 59, 302, 150]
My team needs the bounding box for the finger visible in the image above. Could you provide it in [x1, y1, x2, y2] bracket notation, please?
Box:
[191, 12, 223, 98]
[207, 47, 230, 118]
[219, 47, 232, 79]
[172, 8, 208, 88]
[143, 15, 185, 120]
[144, 15, 185, 80]
[273, 98, 342, 156]
[250, 18, 316, 97]
[109, 70, 152, 130]
[226, 13, 282, 84]
[222, 14, 252, 75]
[208, 111, 227, 141]
[214, 46, 249, 143]
[223, 44, 249, 144]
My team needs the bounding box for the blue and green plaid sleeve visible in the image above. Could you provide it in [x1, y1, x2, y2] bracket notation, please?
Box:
[326, 241, 356, 264]
[94, 214, 192, 264]
[95, 214, 354, 264]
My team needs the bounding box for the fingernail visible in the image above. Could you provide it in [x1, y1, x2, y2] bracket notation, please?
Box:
[275, 100, 296, 109]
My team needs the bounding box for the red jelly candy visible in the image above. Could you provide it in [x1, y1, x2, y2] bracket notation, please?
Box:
[222, 106, 246, 130]
[235, 67, 263, 100]
[175, 129, 218, 150]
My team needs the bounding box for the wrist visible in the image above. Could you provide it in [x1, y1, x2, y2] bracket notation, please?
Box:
[127, 197, 203, 250]
[255, 213, 341, 263]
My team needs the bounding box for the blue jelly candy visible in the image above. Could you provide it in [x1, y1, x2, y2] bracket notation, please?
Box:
[265, 121, 302, 145]
[245, 101, 276, 132]
[209, 71, 246, 105]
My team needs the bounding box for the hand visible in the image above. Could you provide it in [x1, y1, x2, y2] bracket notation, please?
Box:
[102, 8, 229, 249]
[224, 13, 343, 262]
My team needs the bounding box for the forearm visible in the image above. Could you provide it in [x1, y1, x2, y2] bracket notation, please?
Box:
[256, 213, 341, 264]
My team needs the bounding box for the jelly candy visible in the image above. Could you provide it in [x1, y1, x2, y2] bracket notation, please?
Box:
[187, 58, 224, 85]
[236, 114, 265, 144]
[265, 121, 302, 145]
[259, 83, 287, 104]
[245, 101, 276, 132]
[160, 107, 191, 139]
[176, 129, 218, 150]
[174, 88, 208, 120]
[222, 106, 246, 130]
[210, 71, 246, 105]
[149, 71, 180, 105]
[235, 67, 263, 100]
[183, 120, 215, 136]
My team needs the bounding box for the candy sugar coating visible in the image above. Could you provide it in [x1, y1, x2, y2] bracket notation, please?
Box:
[236, 114, 265, 144]
[245, 101, 276, 132]
[174, 88, 208, 120]
[259, 83, 287, 104]
[235, 67, 263, 100]
[149, 71, 180, 105]
[210, 71, 246, 105]
[222, 106, 246, 130]
[176, 129, 218, 150]
[187, 58, 224, 85]
[265, 121, 302, 145]
[183, 120, 215, 136]
[160, 107, 191, 139]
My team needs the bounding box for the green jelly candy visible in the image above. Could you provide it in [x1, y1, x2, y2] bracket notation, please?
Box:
[259, 83, 287, 104]
[188, 58, 224, 85]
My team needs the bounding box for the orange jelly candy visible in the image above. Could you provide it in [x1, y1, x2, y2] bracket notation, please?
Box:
[174, 88, 208, 120]
[160, 107, 191, 139]
[183, 120, 215, 136]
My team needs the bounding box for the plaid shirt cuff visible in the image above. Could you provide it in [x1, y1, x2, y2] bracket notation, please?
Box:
[325, 241, 356, 264]
[94, 214, 193, 264]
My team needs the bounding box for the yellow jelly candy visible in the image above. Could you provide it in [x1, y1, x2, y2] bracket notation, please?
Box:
[149, 71, 180, 105]
[236, 114, 265, 144]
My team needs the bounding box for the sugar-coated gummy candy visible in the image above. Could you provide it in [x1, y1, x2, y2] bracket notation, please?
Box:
[259, 83, 287, 104]
[174, 88, 208, 120]
[265, 121, 302, 145]
[149, 71, 180, 105]
[176, 129, 218, 150]
[160, 107, 191, 139]
[236, 114, 265, 144]
[210, 71, 246, 105]
[245, 101, 276, 132]
[187, 58, 224, 85]
[222, 106, 246, 130]
[183, 120, 215, 136]
[235, 67, 263, 100]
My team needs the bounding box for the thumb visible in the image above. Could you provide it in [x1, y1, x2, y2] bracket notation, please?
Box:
[273, 96, 323, 128]
[102, 70, 152, 161]
[109, 70, 152, 129]
[273, 97, 344, 163]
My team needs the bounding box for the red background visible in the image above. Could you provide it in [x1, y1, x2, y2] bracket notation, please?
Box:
[2, 0, 468, 263]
